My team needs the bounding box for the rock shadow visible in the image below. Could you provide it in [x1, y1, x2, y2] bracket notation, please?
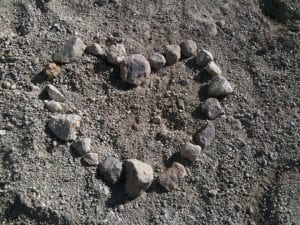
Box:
[31, 70, 48, 85]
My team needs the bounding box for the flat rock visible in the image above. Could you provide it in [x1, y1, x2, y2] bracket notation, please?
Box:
[85, 43, 105, 57]
[44, 100, 63, 113]
[120, 54, 151, 86]
[149, 53, 166, 70]
[82, 152, 99, 166]
[158, 162, 187, 191]
[124, 159, 154, 198]
[205, 61, 222, 76]
[195, 121, 215, 148]
[208, 75, 233, 97]
[98, 156, 123, 185]
[48, 114, 81, 141]
[45, 84, 66, 102]
[180, 40, 197, 58]
[196, 49, 213, 67]
[201, 98, 224, 120]
[180, 143, 201, 161]
[165, 45, 181, 65]
[52, 36, 86, 63]
[106, 43, 126, 65]
[71, 138, 91, 156]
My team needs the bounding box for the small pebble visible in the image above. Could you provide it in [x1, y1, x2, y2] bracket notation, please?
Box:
[2, 81, 11, 89]
[152, 115, 162, 124]
[180, 40, 197, 58]
[45, 84, 66, 102]
[165, 45, 181, 65]
[195, 49, 213, 67]
[208, 75, 233, 97]
[201, 98, 224, 120]
[95, 0, 109, 6]
[106, 43, 126, 65]
[71, 138, 91, 156]
[82, 152, 99, 166]
[208, 189, 218, 197]
[98, 156, 124, 185]
[195, 121, 215, 148]
[120, 54, 151, 86]
[45, 63, 62, 79]
[158, 162, 187, 191]
[149, 53, 166, 70]
[180, 143, 201, 162]
[205, 61, 222, 76]
[0, 130, 7, 136]
[44, 100, 63, 112]
[85, 43, 106, 57]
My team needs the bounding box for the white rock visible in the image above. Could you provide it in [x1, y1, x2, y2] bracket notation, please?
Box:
[44, 100, 63, 112]
[85, 43, 105, 57]
[106, 43, 126, 65]
[82, 152, 99, 166]
[45, 84, 66, 102]
[149, 53, 166, 70]
[180, 143, 201, 161]
[205, 61, 222, 76]
[196, 49, 213, 67]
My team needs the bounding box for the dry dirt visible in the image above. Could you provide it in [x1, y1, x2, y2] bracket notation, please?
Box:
[0, 0, 299, 224]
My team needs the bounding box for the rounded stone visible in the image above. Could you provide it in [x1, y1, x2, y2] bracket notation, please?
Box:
[149, 53, 166, 70]
[196, 49, 213, 67]
[180, 143, 201, 161]
[82, 152, 99, 166]
[208, 75, 233, 97]
[180, 40, 197, 58]
[165, 45, 181, 65]
[120, 54, 151, 86]
[205, 61, 222, 76]
[201, 98, 224, 120]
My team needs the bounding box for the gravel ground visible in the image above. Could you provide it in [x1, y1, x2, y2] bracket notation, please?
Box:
[0, 0, 299, 224]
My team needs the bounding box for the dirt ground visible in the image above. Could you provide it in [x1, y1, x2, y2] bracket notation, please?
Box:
[0, 0, 299, 224]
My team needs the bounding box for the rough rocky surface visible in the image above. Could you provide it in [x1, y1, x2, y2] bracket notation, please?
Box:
[124, 159, 154, 198]
[98, 156, 124, 186]
[158, 162, 188, 191]
[0, 0, 299, 224]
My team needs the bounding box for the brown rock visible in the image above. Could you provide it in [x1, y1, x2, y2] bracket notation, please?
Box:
[45, 63, 62, 79]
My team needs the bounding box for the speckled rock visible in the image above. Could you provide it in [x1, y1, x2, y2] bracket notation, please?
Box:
[201, 98, 224, 120]
[98, 156, 124, 185]
[196, 49, 213, 67]
[195, 121, 215, 148]
[208, 75, 233, 97]
[149, 53, 166, 70]
[71, 138, 91, 156]
[180, 143, 201, 161]
[180, 40, 197, 58]
[165, 45, 181, 65]
[106, 43, 126, 65]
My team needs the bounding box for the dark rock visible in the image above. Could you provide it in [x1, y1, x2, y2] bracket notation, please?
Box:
[98, 156, 123, 185]
[201, 98, 224, 120]
[195, 121, 215, 148]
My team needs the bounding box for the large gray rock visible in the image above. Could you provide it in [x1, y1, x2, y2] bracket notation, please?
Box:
[124, 159, 153, 198]
[149, 53, 166, 70]
[158, 162, 187, 191]
[208, 75, 233, 97]
[180, 143, 201, 162]
[106, 43, 126, 65]
[196, 49, 213, 67]
[48, 114, 81, 141]
[71, 138, 91, 156]
[201, 98, 224, 120]
[195, 121, 215, 148]
[45, 84, 66, 102]
[52, 36, 86, 63]
[165, 45, 181, 65]
[98, 156, 123, 185]
[120, 54, 151, 86]
[180, 40, 197, 58]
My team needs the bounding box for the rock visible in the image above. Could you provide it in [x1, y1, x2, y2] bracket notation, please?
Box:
[106, 43, 126, 65]
[52, 36, 86, 63]
[208, 75, 233, 97]
[195, 121, 215, 148]
[45, 84, 66, 102]
[165, 45, 181, 65]
[44, 100, 63, 112]
[201, 98, 224, 120]
[205, 61, 222, 76]
[195, 49, 213, 67]
[47, 114, 81, 141]
[180, 143, 201, 161]
[45, 63, 62, 79]
[95, 0, 109, 6]
[0, 130, 7, 136]
[149, 53, 166, 70]
[124, 159, 154, 198]
[152, 115, 162, 124]
[208, 189, 218, 197]
[71, 138, 91, 156]
[98, 156, 123, 185]
[158, 162, 187, 191]
[120, 54, 151, 86]
[180, 40, 197, 58]
[85, 43, 105, 57]
[2, 81, 11, 89]
[82, 152, 99, 166]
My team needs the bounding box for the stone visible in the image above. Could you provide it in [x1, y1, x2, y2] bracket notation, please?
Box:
[98, 156, 123, 185]
[205, 61, 222, 76]
[124, 159, 154, 198]
[85, 43, 105, 57]
[195, 121, 215, 148]
[106, 43, 126, 65]
[152, 115, 162, 124]
[0, 130, 7, 136]
[44, 100, 63, 112]
[158, 162, 187, 191]
[180, 40, 197, 58]
[208, 189, 218, 197]
[195, 49, 213, 67]
[165, 45, 181, 65]
[45, 84, 66, 102]
[48, 114, 81, 141]
[45, 63, 62, 79]
[95, 0, 109, 6]
[201, 98, 224, 120]
[82, 152, 99, 166]
[71, 138, 91, 156]
[149, 53, 166, 70]
[208, 75, 233, 97]
[120, 54, 151, 86]
[180, 143, 201, 161]
[52, 36, 86, 63]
